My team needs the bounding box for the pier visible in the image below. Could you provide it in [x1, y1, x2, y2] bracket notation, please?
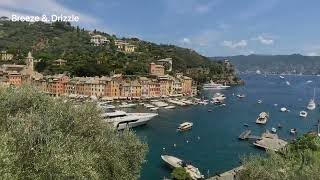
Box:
[253, 131, 287, 151]
[207, 166, 243, 180]
[238, 130, 251, 140]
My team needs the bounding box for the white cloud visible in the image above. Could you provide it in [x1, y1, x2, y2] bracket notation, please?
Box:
[181, 38, 191, 45]
[0, 0, 102, 30]
[222, 40, 247, 49]
[253, 35, 274, 45]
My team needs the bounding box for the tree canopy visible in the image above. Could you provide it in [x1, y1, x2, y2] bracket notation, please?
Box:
[0, 86, 147, 179]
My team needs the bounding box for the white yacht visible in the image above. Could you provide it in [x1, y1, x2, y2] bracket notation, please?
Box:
[118, 102, 136, 108]
[256, 112, 269, 124]
[203, 81, 230, 90]
[101, 110, 158, 130]
[307, 89, 316, 110]
[299, 111, 308, 118]
[177, 122, 193, 131]
[161, 155, 204, 180]
[307, 99, 316, 110]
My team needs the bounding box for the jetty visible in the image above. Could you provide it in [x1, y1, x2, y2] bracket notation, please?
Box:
[253, 131, 287, 151]
[207, 166, 243, 180]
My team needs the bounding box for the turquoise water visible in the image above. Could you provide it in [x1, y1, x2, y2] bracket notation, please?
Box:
[134, 74, 320, 179]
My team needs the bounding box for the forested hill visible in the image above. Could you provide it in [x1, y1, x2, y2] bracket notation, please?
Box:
[0, 20, 239, 84]
[212, 54, 320, 75]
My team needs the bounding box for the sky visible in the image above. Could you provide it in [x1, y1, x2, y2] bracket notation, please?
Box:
[1, 0, 320, 57]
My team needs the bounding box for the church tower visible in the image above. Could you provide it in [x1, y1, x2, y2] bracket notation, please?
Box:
[25, 51, 34, 75]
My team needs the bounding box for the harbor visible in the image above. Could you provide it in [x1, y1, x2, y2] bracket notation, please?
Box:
[134, 74, 320, 179]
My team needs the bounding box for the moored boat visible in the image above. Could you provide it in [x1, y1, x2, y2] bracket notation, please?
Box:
[299, 111, 308, 118]
[178, 122, 193, 131]
[161, 155, 204, 179]
[256, 112, 269, 124]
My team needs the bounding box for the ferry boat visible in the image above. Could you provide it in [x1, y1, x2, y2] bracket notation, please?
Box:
[177, 122, 193, 131]
[299, 111, 308, 118]
[256, 112, 269, 124]
[203, 81, 230, 90]
[161, 155, 204, 180]
[101, 110, 158, 130]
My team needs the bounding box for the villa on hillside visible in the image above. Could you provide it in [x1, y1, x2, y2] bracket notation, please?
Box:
[90, 34, 110, 46]
[114, 40, 137, 53]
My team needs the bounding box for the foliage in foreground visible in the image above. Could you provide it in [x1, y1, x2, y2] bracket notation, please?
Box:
[239, 134, 320, 180]
[0, 86, 148, 179]
[171, 167, 192, 180]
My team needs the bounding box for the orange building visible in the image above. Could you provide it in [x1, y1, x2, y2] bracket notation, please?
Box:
[181, 76, 192, 96]
[7, 71, 22, 87]
[46, 74, 70, 96]
[149, 63, 165, 76]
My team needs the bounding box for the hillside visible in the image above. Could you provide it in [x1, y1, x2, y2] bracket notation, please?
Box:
[0, 20, 239, 84]
[212, 54, 320, 75]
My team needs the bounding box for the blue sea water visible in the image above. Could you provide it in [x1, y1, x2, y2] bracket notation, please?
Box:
[135, 74, 320, 180]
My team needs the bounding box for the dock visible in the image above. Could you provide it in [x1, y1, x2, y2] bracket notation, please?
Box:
[207, 166, 243, 180]
[238, 130, 251, 140]
[253, 131, 288, 151]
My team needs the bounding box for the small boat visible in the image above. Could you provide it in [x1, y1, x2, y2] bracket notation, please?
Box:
[299, 111, 308, 118]
[280, 107, 288, 112]
[207, 109, 212, 112]
[257, 100, 263, 104]
[161, 155, 204, 179]
[178, 122, 193, 131]
[118, 102, 136, 108]
[277, 123, 283, 128]
[286, 81, 291, 86]
[237, 94, 246, 98]
[306, 80, 313, 83]
[307, 89, 316, 110]
[290, 128, 297, 134]
[164, 105, 176, 109]
[256, 112, 269, 125]
[279, 75, 285, 79]
[271, 127, 277, 133]
[243, 123, 249, 127]
[150, 107, 159, 111]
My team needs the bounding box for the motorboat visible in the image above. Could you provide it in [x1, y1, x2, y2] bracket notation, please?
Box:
[306, 80, 313, 83]
[161, 155, 204, 180]
[144, 103, 155, 108]
[150, 107, 159, 111]
[118, 102, 136, 108]
[307, 99, 316, 110]
[203, 81, 230, 90]
[101, 110, 158, 130]
[271, 127, 277, 133]
[256, 112, 269, 124]
[280, 107, 288, 112]
[237, 94, 246, 98]
[279, 75, 285, 79]
[164, 105, 176, 109]
[257, 100, 263, 104]
[307, 89, 316, 110]
[286, 81, 290, 86]
[290, 128, 297, 135]
[299, 111, 308, 118]
[177, 122, 193, 131]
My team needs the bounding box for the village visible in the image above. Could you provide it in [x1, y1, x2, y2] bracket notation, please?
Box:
[0, 51, 196, 100]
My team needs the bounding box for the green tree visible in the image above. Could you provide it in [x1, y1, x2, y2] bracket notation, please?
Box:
[0, 86, 148, 179]
[171, 167, 192, 180]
